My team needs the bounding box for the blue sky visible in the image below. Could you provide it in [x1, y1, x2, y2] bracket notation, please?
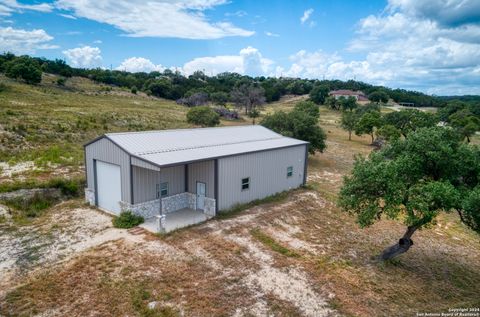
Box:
[1, 0, 480, 95]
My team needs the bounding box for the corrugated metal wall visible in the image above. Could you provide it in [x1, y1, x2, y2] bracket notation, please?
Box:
[85, 137, 132, 203]
[132, 166, 159, 203]
[161, 165, 185, 197]
[131, 157, 160, 171]
[188, 160, 215, 198]
[132, 165, 185, 203]
[217, 145, 306, 210]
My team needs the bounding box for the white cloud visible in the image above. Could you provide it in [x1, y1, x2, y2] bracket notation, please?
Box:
[59, 13, 76, 19]
[55, 0, 254, 39]
[277, 0, 480, 94]
[62, 46, 102, 68]
[300, 8, 313, 24]
[0, 0, 52, 15]
[225, 10, 247, 17]
[0, 26, 57, 54]
[182, 46, 273, 76]
[265, 31, 279, 37]
[116, 57, 165, 73]
[388, 0, 480, 27]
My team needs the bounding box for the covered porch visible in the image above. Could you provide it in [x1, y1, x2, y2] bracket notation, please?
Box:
[140, 208, 212, 233]
[121, 158, 217, 233]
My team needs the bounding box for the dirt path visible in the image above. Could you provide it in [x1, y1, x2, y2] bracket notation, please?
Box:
[0, 194, 338, 316]
[0, 204, 143, 297]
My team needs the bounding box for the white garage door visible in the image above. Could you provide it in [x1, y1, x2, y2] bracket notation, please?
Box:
[96, 160, 122, 215]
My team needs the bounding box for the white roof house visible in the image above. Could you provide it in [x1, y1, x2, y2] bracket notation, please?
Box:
[84, 125, 308, 233]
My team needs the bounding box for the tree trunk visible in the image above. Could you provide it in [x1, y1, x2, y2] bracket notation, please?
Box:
[348, 131, 352, 141]
[371, 133, 374, 144]
[467, 135, 471, 143]
[379, 225, 418, 261]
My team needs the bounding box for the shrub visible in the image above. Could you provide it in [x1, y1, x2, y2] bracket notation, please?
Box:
[56, 78, 66, 86]
[0, 177, 85, 196]
[112, 211, 144, 228]
[47, 178, 82, 196]
[214, 107, 239, 120]
[131, 86, 138, 94]
[2, 192, 57, 219]
[186, 106, 220, 127]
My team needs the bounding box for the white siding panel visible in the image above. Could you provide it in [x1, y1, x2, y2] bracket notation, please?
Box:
[85, 137, 131, 203]
[218, 145, 306, 210]
[188, 160, 214, 198]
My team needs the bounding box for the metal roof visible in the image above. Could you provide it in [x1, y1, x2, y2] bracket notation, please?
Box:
[99, 125, 307, 167]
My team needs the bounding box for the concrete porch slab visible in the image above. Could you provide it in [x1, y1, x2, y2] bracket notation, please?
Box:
[139, 208, 210, 233]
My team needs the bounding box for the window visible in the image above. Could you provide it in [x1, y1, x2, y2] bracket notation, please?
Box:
[161, 182, 169, 197]
[157, 182, 168, 198]
[241, 177, 250, 191]
[287, 166, 293, 178]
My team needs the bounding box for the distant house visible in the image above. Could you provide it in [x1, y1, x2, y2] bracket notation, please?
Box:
[329, 90, 369, 104]
[84, 126, 308, 233]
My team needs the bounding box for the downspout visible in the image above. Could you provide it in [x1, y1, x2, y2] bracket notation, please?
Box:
[129, 156, 134, 205]
[159, 169, 162, 216]
[303, 144, 309, 185]
[214, 159, 219, 214]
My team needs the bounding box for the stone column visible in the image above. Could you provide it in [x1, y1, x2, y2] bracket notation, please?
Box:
[156, 214, 166, 233]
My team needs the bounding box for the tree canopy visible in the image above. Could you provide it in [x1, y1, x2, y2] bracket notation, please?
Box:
[0, 53, 458, 108]
[368, 90, 389, 103]
[309, 85, 329, 104]
[339, 127, 480, 260]
[230, 83, 266, 115]
[449, 109, 480, 143]
[383, 109, 438, 138]
[340, 111, 358, 141]
[355, 111, 383, 144]
[5, 56, 42, 84]
[261, 101, 326, 154]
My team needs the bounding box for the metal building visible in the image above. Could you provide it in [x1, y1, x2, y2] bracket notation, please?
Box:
[84, 125, 308, 232]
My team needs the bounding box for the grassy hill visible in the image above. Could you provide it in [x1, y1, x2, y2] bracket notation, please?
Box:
[0, 75, 479, 316]
[0, 74, 194, 183]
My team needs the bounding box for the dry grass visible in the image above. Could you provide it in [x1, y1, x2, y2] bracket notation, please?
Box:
[1, 92, 479, 316]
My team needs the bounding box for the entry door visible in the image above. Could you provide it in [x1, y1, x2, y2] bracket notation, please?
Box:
[196, 182, 206, 210]
[96, 160, 122, 215]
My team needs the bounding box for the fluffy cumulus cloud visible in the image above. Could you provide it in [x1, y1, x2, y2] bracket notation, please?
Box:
[55, 0, 254, 39]
[284, 0, 480, 95]
[62, 46, 102, 68]
[182, 46, 273, 76]
[0, 26, 57, 54]
[116, 57, 165, 73]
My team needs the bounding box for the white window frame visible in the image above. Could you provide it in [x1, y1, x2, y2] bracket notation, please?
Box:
[241, 177, 250, 191]
[287, 166, 293, 178]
